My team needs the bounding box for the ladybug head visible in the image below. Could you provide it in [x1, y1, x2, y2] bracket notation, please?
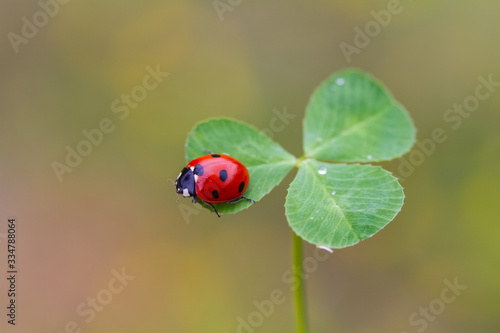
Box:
[175, 167, 196, 198]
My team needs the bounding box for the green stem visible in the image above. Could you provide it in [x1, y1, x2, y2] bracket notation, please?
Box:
[293, 231, 309, 333]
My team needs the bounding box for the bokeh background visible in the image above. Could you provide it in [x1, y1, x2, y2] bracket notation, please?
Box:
[1, 1, 499, 332]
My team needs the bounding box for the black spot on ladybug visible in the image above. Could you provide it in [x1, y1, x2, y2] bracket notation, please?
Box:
[194, 164, 204, 176]
[211, 154, 221, 158]
[219, 170, 228, 182]
[238, 181, 245, 193]
[212, 190, 219, 199]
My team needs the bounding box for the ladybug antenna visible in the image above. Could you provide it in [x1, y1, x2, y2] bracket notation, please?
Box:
[167, 179, 180, 202]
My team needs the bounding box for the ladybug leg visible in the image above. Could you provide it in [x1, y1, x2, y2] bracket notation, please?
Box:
[242, 196, 256, 203]
[226, 197, 243, 204]
[227, 196, 256, 204]
[203, 201, 220, 217]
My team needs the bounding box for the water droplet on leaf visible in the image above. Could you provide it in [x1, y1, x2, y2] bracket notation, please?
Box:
[316, 245, 334, 253]
[336, 78, 345, 85]
[318, 167, 327, 175]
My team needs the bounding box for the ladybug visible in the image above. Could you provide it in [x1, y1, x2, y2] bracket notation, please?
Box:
[173, 154, 255, 217]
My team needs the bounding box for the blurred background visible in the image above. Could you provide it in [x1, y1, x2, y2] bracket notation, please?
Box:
[1, 1, 499, 332]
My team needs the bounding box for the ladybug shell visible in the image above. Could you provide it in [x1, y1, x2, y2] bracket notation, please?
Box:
[186, 154, 250, 203]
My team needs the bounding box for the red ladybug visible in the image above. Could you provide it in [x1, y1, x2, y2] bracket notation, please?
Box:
[174, 154, 255, 217]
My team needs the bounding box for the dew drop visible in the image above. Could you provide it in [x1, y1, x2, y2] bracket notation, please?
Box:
[317, 245, 334, 253]
[367, 155, 372, 160]
[336, 78, 345, 85]
[318, 167, 327, 175]
[331, 191, 336, 195]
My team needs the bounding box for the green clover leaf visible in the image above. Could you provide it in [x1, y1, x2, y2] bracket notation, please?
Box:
[285, 160, 404, 248]
[186, 118, 296, 215]
[183, 69, 415, 248]
[304, 69, 415, 162]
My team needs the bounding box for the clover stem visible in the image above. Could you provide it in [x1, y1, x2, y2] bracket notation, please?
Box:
[293, 231, 309, 333]
[295, 155, 306, 168]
